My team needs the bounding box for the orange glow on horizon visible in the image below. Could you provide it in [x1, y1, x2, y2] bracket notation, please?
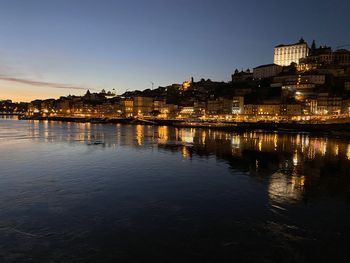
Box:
[0, 80, 86, 102]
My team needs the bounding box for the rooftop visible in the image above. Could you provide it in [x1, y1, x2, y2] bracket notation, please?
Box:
[254, 63, 280, 69]
[275, 38, 308, 48]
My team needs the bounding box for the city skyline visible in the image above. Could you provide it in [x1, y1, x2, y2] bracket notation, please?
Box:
[1, 0, 350, 102]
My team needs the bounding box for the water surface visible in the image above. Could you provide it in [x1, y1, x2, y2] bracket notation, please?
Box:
[0, 117, 350, 262]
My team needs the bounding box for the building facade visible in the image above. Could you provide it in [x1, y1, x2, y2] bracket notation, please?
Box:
[253, 64, 283, 79]
[232, 97, 244, 114]
[274, 39, 309, 66]
[133, 96, 153, 116]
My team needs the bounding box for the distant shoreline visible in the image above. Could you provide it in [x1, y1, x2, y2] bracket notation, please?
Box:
[13, 115, 350, 136]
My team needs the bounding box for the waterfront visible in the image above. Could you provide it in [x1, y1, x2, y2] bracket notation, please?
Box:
[1, 116, 350, 262]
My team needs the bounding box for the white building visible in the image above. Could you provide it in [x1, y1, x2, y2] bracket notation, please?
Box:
[274, 39, 309, 66]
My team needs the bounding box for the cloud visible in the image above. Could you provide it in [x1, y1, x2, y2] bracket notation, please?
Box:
[0, 76, 89, 90]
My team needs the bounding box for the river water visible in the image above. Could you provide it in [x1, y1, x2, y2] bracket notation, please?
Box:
[0, 116, 350, 262]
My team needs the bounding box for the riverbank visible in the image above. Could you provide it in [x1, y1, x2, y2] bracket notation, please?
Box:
[17, 115, 350, 135]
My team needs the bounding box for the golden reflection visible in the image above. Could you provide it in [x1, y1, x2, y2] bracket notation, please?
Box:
[334, 144, 339, 156]
[231, 135, 240, 149]
[181, 146, 190, 158]
[296, 134, 301, 147]
[18, 120, 350, 166]
[300, 176, 305, 187]
[293, 151, 299, 166]
[321, 141, 327, 156]
[201, 130, 207, 145]
[307, 143, 316, 160]
[136, 125, 143, 145]
[269, 173, 305, 203]
[7, 119, 350, 208]
[258, 139, 262, 152]
[291, 175, 305, 188]
[157, 126, 168, 143]
[175, 128, 180, 141]
[179, 129, 195, 143]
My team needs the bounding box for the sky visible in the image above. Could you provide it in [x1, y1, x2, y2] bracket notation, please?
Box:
[0, 0, 349, 102]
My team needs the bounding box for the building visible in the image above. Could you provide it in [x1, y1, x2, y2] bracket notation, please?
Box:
[28, 100, 43, 114]
[253, 64, 283, 79]
[181, 77, 194, 90]
[257, 104, 280, 116]
[232, 97, 244, 114]
[159, 104, 178, 118]
[0, 100, 28, 114]
[280, 104, 302, 116]
[243, 104, 258, 115]
[193, 101, 206, 116]
[333, 49, 350, 66]
[273, 75, 298, 84]
[232, 69, 253, 82]
[133, 96, 153, 116]
[316, 95, 342, 115]
[207, 97, 234, 115]
[153, 99, 166, 112]
[341, 99, 350, 115]
[274, 38, 309, 66]
[281, 83, 316, 102]
[178, 106, 195, 118]
[300, 74, 326, 85]
[122, 98, 134, 117]
[301, 99, 317, 115]
[298, 41, 350, 68]
[299, 43, 333, 66]
[274, 74, 325, 86]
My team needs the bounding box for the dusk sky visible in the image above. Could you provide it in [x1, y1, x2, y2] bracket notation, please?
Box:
[0, 0, 349, 102]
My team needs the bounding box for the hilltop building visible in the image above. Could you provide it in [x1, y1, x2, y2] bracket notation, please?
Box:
[274, 38, 309, 66]
[232, 69, 253, 82]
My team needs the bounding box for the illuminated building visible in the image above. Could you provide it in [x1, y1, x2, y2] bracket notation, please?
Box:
[316, 95, 342, 115]
[232, 97, 244, 114]
[280, 104, 302, 116]
[181, 77, 193, 90]
[274, 38, 309, 66]
[133, 96, 153, 116]
[304, 99, 317, 115]
[243, 104, 258, 115]
[256, 104, 280, 116]
[28, 100, 43, 115]
[153, 99, 166, 112]
[179, 106, 195, 118]
[158, 104, 178, 118]
[122, 98, 134, 117]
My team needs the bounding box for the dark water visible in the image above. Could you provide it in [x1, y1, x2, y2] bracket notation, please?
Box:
[0, 116, 350, 262]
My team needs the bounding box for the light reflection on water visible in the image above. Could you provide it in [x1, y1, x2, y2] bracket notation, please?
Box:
[0, 117, 350, 262]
